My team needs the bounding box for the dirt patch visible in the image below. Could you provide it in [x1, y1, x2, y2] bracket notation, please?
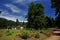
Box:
[44, 35, 60, 40]
[43, 29, 60, 40]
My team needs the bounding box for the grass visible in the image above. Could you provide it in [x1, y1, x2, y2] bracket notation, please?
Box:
[0, 28, 54, 40]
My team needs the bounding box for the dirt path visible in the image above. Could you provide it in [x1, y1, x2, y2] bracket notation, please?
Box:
[44, 30, 60, 40]
[44, 35, 60, 40]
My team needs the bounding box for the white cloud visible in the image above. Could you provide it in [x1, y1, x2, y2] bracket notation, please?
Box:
[0, 15, 27, 22]
[14, 0, 37, 3]
[0, 11, 27, 22]
[12, 0, 40, 8]
[14, 0, 26, 3]
[13, 0, 37, 5]
[1, 11, 9, 15]
[4, 4, 27, 15]
[13, 0, 50, 5]
[0, 10, 9, 15]
[5, 4, 21, 13]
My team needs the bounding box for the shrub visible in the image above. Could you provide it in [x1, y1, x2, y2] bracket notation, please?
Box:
[7, 30, 10, 33]
[0, 34, 2, 37]
[21, 32, 29, 39]
[42, 31, 47, 35]
[40, 30, 47, 35]
[6, 32, 12, 36]
[35, 33, 40, 38]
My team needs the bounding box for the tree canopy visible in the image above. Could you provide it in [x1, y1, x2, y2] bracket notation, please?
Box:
[27, 2, 47, 29]
[51, 0, 60, 28]
[51, 0, 60, 15]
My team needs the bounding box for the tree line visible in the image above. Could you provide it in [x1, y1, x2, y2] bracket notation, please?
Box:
[0, 18, 26, 29]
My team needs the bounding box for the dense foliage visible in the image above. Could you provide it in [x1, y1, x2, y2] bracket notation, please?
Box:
[46, 16, 55, 29]
[0, 18, 26, 29]
[55, 14, 60, 28]
[0, 18, 8, 28]
[51, 0, 60, 28]
[27, 2, 47, 29]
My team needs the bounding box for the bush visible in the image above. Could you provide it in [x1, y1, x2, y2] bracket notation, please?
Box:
[35, 33, 40, 38]
[0, 34, 2, 37]
[7, 30, 10, 33]
[6, 30, 12, 36]
[40, 30, 47, 35]
[6, 32, 12, 36]
[21, 32, 29, 39]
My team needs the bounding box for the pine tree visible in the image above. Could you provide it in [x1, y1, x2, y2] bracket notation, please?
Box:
[15, 19, 19, 26]
[27, 2, 47, 29]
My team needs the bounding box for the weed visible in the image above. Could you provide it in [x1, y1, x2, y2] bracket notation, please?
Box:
[0, 34, 2, 37]
[6, 32, 12, 36]
[21, 32, 29, 39]
[35, 33, 40, 38]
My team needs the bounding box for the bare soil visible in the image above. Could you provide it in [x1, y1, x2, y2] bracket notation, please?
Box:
[44, 30, 60, 40]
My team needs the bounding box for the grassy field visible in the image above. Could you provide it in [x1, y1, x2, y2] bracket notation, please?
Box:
[0, 28, 54, 40]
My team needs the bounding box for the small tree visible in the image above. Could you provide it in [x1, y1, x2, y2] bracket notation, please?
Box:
[0, 11, 2, 14]
[15, 19, 19, 26]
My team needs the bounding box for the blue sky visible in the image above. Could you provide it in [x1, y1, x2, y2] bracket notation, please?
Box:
[0, 0, 55, 22]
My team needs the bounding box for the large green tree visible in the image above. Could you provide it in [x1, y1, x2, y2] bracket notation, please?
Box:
[27, 2, 35, 29]
[27, 2, 47, 29]
[51, 0, 60, 28]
